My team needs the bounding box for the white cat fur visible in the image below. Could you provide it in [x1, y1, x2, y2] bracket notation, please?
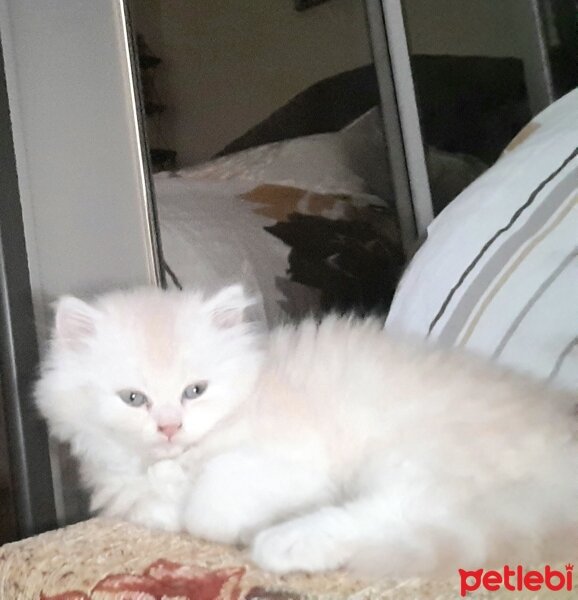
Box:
[36, 285, 578, 577]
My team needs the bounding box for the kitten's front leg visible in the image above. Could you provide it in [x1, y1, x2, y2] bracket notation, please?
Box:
[183, 448, 331, 545]
[134, 459, 189, 531]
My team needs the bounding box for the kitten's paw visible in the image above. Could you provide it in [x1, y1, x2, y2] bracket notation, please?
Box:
[147, 459, 187, 488]
[184, 484, 255, 545]
[251, 513, 351, 574]
[130, 500, 182, 532]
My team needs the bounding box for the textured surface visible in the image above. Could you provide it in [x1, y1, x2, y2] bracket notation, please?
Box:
[0, 518, 574, 599]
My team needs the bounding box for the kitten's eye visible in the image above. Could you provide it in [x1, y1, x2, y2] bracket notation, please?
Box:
[182, 381, 208, 401]
[117, 389, 148, 408]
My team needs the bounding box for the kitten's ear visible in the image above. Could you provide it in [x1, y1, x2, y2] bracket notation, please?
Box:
[205, 284, 255, 328]
[54, 296, 100, 348]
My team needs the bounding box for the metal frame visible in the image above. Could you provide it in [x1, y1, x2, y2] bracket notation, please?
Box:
[120, 0, 166, 289]
[0, 0, 168, 528]
[523, 0, 555, 114]
[365, 0, 434, 255]
[0, 32, 56, 538]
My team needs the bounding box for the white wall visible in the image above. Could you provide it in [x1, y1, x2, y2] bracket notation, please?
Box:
[130, 0, 373, 166]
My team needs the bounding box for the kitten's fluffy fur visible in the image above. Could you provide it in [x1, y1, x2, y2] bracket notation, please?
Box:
[36, 286, 578, 577]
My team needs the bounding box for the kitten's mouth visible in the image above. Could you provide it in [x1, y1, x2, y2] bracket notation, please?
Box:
[154, 432, 199, 452]
[156, 441, 200, 462]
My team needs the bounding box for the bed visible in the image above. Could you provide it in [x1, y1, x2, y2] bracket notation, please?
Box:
[157, 107, 484, 324]
[156, 110, 403, 323]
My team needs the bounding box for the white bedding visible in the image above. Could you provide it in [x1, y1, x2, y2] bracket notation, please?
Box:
[156, 110, 395, 323]
[156, 175, 306, 324]
[155, 108, 486, 324]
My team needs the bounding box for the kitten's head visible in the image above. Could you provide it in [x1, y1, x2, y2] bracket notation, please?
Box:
[36, 285, 263, 462]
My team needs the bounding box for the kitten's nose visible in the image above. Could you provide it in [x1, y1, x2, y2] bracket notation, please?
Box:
[157, 423, 182, 440]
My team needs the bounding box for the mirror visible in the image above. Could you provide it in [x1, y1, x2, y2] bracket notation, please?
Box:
[126, 0, 572, 325]
[402, 0, 576, 216]
[128, 1, 417, 323]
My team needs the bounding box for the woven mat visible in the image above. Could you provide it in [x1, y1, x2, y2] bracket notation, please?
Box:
[0, 518, 573, 599]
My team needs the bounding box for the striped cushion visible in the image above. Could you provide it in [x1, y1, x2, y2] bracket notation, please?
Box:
[387, 89, 578, 393]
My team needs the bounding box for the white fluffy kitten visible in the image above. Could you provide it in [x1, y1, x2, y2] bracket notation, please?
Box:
[36, 285, 578, 577]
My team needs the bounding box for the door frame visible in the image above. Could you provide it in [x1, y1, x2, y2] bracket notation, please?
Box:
[0, 0, 164, 527]
[0, 31, 57, 538]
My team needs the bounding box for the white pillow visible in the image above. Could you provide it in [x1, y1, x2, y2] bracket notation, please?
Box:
[387, 89, 578, 393]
